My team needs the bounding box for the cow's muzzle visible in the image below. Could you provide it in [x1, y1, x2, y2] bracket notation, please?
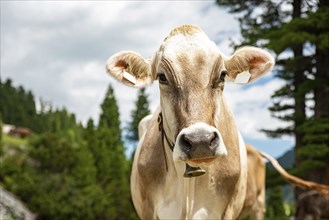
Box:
[174, 122, 227, 163]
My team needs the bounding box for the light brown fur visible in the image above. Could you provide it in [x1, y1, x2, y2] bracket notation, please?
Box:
[106, 25, 328, 220]
[260, 152, 329, 195]
[136, 114, 329, 219]
[239, 144, 266, 219]
[106, 51, 152, 87]
[225, 46, 274, 82]
[169, 24, 202, 37]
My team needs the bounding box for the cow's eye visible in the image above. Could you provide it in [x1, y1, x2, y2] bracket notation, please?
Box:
[157, 73, 168, 84]
[212, 70, 227, 90]
[220, 70, 227, 82]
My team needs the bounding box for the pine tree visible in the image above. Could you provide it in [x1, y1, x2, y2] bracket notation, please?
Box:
[265, 186, 289, 220]
[95, 84, 135, 219]
[25, 91, 37, 131]
[296, 1, 329, 186]
[0, 79, 38, 131]
[83, 118, 96, 147]
[263, 0, 329, 212]
[1, 79, 15, 124]
[0, 114, 3, 156]
[126, 88, 151, 143]
[96, 85, 123, 186]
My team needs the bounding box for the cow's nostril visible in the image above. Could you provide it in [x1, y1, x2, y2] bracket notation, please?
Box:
[180, 134, 193, 153]
[210, 132, 219, 150]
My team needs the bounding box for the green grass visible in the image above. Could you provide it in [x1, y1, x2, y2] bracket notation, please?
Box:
[2, 134, 28, 149]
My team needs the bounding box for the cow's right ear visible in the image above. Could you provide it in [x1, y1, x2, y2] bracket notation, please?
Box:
[106, 51, 153, 87]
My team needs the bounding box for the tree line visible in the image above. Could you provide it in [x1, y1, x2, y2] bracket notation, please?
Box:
[216, 0, 329, 219]
[0, 78, 150, 220]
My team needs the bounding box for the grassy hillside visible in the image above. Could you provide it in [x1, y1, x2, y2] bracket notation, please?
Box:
[2, 135, 28, 148]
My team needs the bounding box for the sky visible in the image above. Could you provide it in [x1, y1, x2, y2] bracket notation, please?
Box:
[1, 1, 293, 158]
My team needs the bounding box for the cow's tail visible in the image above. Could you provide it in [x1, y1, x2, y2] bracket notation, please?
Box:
[259, 151, 329, 195]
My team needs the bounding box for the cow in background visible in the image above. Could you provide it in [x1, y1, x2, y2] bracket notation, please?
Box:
[2, 124, 30, 139]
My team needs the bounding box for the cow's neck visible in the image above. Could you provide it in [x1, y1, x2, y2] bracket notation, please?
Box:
[161, 136, 199, 207]
[158, 95, 246, 219]
[183, 177, 196, 219]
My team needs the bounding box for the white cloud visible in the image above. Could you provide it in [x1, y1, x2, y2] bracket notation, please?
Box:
[1, 1, 293, 152]
[1, 1, 238, 122]
[225, 79, 291, 140]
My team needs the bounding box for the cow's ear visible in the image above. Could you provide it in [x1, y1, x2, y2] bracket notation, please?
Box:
[106, 51, 153, 87]
[224, 46, 275, 84]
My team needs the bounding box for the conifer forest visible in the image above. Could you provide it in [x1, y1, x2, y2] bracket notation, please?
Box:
[1, 78, 150, 219]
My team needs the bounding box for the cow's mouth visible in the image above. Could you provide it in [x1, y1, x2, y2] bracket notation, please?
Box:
[187, 157, 216, 166]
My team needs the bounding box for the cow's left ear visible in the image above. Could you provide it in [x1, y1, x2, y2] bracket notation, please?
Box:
[106, 51, 153, 87]
[224, 46, 275, 84]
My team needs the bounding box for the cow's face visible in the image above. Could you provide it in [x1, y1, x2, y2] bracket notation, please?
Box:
[106, 25, 274, 165]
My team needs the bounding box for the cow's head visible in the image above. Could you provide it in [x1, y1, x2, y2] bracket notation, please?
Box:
[106, 25, 274, 166]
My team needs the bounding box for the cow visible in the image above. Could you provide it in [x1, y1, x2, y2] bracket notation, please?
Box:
[8, 127, 30, 139]
[106, 25, 329, 219]
[239, 146, 329, 219]
[296, 190, 329, 220]
[138, 115, 326, 219]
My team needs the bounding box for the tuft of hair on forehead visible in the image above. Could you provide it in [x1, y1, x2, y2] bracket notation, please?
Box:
[169, 25, 203, 37]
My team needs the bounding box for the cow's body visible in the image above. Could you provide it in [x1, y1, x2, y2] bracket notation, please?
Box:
[132, 107, 247, 219]
[136, 111, 266, 219]
[106, 25, 329, 220]
[239, 144, 266, 219]
[296, 191, 329, 220]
